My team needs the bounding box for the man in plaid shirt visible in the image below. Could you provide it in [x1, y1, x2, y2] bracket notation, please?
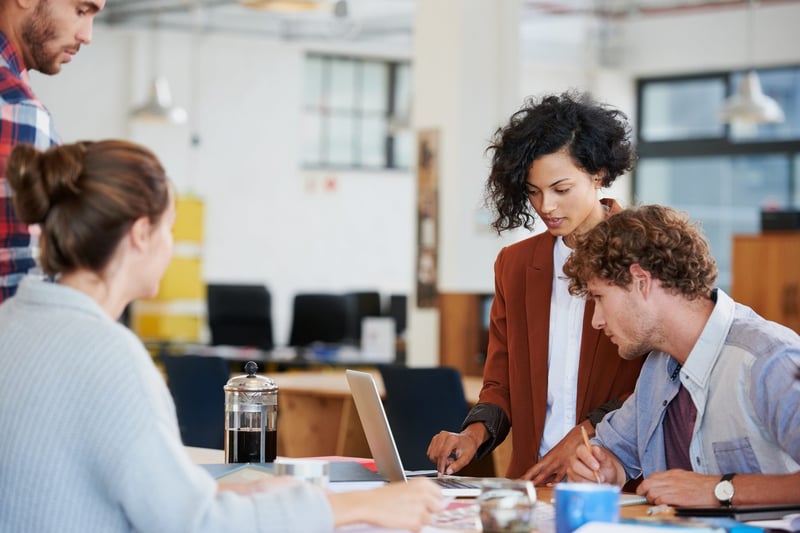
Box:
[0, 0, 105, 302]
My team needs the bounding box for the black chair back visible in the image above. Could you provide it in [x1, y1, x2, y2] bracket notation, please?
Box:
[378, 365, 469, 471]
[207, 284, 273, 350]
[387, 294, 407, 336]
[288, 293, 349, 347]
[344, 291, 382, 343]
[160, 352, 229, 449]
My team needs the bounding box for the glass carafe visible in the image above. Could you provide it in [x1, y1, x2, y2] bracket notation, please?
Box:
[224, 361, 278, 463]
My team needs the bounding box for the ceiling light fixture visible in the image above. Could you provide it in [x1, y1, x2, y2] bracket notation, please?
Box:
[130, 76, 188, 124]
[239, 0, 329, 12]
[720, 70, 785, 124]
[720, 0, 784, 124]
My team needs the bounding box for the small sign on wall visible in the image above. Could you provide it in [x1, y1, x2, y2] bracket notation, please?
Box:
[416, 129, 439, 308]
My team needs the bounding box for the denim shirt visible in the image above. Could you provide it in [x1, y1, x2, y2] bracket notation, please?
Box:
[594, 289, 800, 482]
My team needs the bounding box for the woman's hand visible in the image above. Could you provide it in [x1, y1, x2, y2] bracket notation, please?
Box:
[328, 479, 444, 532]
[521, 421, 592, 485]
[426, 423, 486, 475]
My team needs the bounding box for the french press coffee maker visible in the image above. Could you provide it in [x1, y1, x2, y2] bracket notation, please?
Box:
[224, 361, 278, 463]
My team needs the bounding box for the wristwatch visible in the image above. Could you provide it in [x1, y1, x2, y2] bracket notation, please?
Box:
[714, 473, 736, 506]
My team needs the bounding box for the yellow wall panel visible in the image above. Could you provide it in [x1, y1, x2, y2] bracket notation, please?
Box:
[133, 312, 202, 342]
[151, 256, 205, 301]
[173, 197, 204, 243]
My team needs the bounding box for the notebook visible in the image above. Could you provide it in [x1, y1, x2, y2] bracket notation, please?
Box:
[200, 461, 384, 483]
[674, 504, 800, 522]
[345, 369, 482, 497]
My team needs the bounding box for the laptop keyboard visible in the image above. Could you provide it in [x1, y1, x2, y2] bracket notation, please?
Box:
[433, 477, 480, 489]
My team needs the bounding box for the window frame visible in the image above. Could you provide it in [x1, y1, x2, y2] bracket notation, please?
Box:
[634, 65, 800, 203]
[633, 64, 800, 291]
[303, 53, 410, 171]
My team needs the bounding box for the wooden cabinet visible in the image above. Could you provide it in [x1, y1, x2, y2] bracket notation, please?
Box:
[732, 232, 800, 334]
[439, 293, 492, 377]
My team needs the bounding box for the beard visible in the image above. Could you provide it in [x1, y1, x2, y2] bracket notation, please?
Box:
[20, 0, 62, 75]
[618, 341, 653, 361]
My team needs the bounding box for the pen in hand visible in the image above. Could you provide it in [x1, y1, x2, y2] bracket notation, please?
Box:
[580, 425, 602, 484]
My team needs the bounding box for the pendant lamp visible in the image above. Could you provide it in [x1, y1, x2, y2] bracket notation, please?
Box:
[239, 0, 327, 11]
[720, 70, 784, 124]
[130, 76, 188, 124]
[720, 0, 784, 124]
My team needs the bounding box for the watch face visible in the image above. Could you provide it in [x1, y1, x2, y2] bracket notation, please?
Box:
[715, 480, 735, 501]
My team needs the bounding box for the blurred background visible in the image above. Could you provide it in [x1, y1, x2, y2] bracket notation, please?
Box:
[35, 0, 800, 367]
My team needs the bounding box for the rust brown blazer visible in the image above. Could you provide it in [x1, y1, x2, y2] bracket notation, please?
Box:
[467, 199, 644, 478]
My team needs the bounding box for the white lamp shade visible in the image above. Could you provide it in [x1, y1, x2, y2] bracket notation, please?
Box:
[130, 76, 188, 124]
[720, 70, 785, 124]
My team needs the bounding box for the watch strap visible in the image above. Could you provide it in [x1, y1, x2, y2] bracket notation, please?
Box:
[716, 472, 736, 507]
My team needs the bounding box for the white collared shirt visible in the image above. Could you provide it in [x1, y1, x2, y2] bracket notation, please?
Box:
[539, 236, 585, 459]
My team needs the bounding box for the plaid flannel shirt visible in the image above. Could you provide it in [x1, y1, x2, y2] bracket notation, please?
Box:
[0, 31, 59, 302]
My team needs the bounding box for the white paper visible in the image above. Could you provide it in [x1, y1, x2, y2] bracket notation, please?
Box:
[746, 512, 800, 532]
[361, 317, 396, 362]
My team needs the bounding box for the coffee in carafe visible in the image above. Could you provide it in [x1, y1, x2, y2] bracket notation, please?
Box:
[224, 361, 278, 463]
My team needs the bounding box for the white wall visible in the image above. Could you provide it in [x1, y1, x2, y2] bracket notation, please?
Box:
[623, 3, 800, 76]
[31, 27, 415, 346]
[517, 2, 800, 210]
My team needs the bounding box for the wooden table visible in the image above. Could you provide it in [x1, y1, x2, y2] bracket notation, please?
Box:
[185, 446, 656, 532]
[272, 369, 513, 476]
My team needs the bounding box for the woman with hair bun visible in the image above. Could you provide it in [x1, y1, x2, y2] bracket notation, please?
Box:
[0, 140, 441, 533]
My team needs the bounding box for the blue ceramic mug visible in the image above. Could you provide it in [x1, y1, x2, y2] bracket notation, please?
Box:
[554, 482, 620, 533]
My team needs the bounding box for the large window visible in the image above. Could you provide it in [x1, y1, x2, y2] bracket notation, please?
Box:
[634, 66, 800, 290]
[303, 54, 412, 170]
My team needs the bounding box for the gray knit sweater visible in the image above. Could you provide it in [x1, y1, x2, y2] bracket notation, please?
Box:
[0, 278, 333, 532]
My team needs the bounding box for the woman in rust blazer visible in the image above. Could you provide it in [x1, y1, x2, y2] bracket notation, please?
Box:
[428, 92, 644, 483]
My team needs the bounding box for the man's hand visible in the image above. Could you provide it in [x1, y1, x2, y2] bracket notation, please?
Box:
[566, 438, 625, 486]
[637, 470, 719, 507]
[521, 421, 592, 485]
[426, 423, 486, 475]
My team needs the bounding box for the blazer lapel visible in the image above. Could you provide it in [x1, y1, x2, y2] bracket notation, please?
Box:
[576, 197, 624, 421]
[575, 299, 605, 421]
[525, 233, 556, 452]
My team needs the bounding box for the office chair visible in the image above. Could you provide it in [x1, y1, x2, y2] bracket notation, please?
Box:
[207, 283, 274, 350]
[378, 365, 470, 471]
[160, 352, 230, 449]
[288, 293, 349, 347]
[344, 291, 382, 343]
[386, 294, 407, 336]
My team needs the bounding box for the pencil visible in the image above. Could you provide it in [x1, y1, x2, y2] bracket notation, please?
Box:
[581, 425, 602, 484]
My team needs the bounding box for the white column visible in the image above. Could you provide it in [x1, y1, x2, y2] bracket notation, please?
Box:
[406, 0, 521, 367]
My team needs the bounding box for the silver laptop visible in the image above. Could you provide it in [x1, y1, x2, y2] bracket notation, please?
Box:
[345, 369, 482, 497]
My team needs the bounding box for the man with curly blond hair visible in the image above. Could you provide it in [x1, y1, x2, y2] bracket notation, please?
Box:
[563, 205, 800, 507]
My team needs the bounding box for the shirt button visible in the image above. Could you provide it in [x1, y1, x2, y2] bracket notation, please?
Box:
[663, 400, 668, 406]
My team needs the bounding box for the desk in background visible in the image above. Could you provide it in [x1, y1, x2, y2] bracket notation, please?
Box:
[150, 341, 399, 369]
[272, 370, 513, 478]
[161, 348, 512, 475]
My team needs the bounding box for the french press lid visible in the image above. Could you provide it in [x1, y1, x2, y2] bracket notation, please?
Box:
[224, 361, 277, 393]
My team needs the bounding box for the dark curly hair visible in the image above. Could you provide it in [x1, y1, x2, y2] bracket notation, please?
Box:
[485, 91, 634, 233]
[563, 205, 718, 300]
